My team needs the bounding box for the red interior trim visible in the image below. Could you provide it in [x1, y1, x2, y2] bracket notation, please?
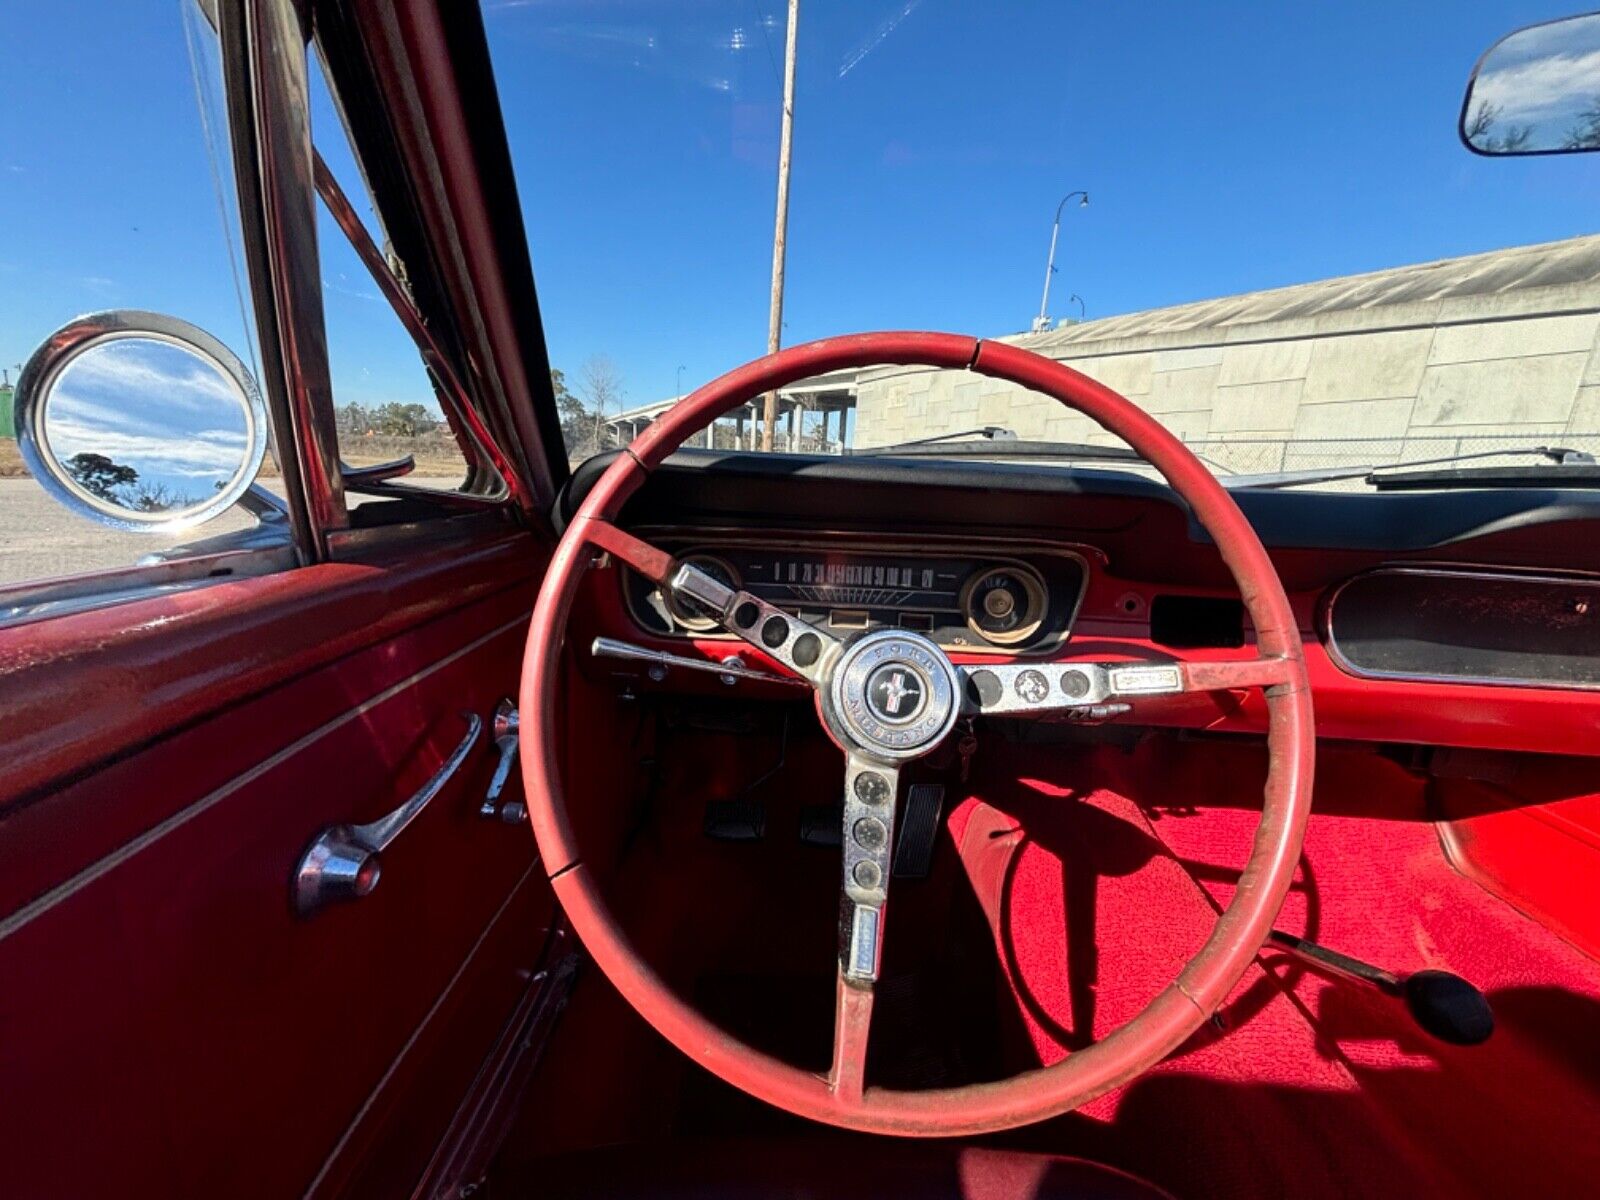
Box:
[0, 531, 543, 807]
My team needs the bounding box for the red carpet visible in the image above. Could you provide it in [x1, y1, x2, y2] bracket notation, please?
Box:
[500, 711, 1600, 1198]
[952, 738, 1600, 1198]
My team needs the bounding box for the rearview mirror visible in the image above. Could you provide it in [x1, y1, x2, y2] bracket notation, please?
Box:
[12, 311, 269, 533]
[1461, 11, 1600, 155]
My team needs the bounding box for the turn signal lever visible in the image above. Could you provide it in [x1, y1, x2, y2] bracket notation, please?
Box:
[590, 636, 808, 687]
[1266, 930, 1494, 1046]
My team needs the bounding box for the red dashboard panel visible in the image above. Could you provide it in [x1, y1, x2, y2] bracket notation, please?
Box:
[573, 552, 1600, 762]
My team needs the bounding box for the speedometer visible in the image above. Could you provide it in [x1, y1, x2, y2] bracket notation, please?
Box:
[623, 541, 1086, 652]
[960, 565, 1048, 646]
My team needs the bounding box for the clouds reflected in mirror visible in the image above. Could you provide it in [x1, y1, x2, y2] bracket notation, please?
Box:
[1464, 13, 1600, 155]
[43, 337, 251, 515]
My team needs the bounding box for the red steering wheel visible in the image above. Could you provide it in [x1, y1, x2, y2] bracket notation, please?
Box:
[520, 332, 1313, 1136]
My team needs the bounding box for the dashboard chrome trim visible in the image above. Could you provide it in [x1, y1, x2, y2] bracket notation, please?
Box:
[1322, 562, 1600, 692]
[617, 527, 1097, 657]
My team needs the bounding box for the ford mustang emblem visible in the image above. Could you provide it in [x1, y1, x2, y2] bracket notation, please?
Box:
[866, 664, 925, 722]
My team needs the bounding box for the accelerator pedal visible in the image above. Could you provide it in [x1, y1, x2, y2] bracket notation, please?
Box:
[703, 798, 765, 841]
[893, 783, 944, 879]
[798, 803, 842, 847]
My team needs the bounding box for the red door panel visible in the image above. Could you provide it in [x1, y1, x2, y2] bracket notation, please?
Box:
[0, 531, 552, 1198]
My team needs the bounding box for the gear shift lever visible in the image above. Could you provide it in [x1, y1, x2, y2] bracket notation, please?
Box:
[1266, 930, 1494, 1046]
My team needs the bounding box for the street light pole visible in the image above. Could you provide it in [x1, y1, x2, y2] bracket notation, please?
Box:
[761, 0, 799, 452]
[1033, 190, 1089, 333]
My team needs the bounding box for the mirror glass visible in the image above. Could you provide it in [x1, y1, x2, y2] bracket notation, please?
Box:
[16, 319, 268, 532]
[1462, 12, 1600, 155]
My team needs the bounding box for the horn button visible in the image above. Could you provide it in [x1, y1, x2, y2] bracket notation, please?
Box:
[826, 630, 962, 761]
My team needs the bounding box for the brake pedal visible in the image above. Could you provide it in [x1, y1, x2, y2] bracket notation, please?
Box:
[798, 803, 842, 847]
[703, 798, 765, 841]
[893, 783, 944, 879]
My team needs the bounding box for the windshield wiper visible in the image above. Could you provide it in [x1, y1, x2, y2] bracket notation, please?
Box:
[1371, 458, 1600, 490]
[849, 426, 1141, 463]
[1242, 445, 1597, 490]
[854, 425, 1016, 451]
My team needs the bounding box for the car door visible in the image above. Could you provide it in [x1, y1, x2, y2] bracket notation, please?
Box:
[0, 2, 565, 1196]
[0, 534, 552, 1199]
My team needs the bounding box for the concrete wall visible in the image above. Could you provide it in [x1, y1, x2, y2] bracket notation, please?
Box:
[853, 257, 1600, 472]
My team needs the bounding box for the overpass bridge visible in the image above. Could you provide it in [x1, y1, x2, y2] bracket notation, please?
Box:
[603, 366, 860, 452]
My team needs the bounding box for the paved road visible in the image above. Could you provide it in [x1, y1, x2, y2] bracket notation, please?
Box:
[0, 475, 459, 589]
[0, 477, 257, 585]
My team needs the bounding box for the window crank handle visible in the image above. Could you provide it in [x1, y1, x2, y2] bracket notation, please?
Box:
[481, 699, 526, 824]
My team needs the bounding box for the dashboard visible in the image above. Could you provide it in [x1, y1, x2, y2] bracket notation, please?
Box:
[621, 535, 1091, 654]
[562, 448, 1600, 760]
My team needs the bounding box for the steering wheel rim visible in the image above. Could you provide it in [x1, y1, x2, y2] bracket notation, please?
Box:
[519, 332, 1313, 1137]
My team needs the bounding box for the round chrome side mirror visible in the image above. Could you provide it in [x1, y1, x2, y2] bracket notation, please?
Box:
[13, 311, 269, 533]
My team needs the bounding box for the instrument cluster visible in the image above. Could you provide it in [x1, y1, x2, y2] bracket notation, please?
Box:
[621, 537, 1090, 654]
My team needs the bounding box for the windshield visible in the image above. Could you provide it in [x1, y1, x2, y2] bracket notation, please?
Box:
[483, 3, 1600, 487]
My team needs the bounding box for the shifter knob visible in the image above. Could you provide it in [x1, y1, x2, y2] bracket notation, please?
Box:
[1403, 969, 1495, 1046]
[1266, 931, 1494, 1047]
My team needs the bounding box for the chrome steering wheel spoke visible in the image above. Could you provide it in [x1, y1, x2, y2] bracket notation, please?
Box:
[838, 755, 901, 983]
[958, 656, 1295, 718]
[828, 754, 903, 1101]
[669, 560, 842, 685]
[577, 518, 840, 686]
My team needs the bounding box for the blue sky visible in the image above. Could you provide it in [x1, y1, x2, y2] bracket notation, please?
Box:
[487, 1, 1600, 408]
[0, 3, 258, 392]
[4, 1, 1600, 428]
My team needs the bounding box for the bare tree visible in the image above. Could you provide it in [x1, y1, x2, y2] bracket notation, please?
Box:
[578, 355, 626, 454]
[1564, 95, 1600, 150]
[1464, 99, 1499, 143]
[129, 481, 196, 513]
[1466, 99, 1534, 153]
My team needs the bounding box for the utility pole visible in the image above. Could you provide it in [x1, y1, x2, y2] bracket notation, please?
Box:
[760, 0, 799, 452]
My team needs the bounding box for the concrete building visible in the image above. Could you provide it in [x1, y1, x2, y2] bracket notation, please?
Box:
[853, 235, 1600, 473]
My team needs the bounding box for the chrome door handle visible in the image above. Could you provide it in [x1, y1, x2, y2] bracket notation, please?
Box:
[480, 699, 526, 824]
[294, 711, 483, 916]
